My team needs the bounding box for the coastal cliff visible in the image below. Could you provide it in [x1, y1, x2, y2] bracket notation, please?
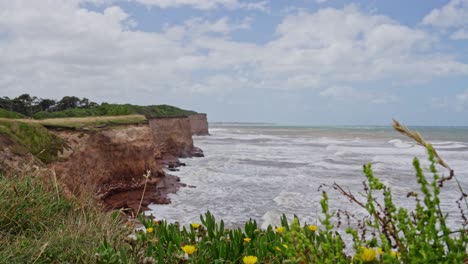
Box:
[189, 114, 209, 135]
[149, 117, 195, 157]
[49, 116, 204, 213]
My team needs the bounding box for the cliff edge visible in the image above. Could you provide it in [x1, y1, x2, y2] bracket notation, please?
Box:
[49, 116, 204, 214]
[189, 114, 209, 135]
[0, 113, 209, 214]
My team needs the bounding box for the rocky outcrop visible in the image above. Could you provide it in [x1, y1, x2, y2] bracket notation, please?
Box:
[189, 114, 209, 135]
[48, 116, 204, 214]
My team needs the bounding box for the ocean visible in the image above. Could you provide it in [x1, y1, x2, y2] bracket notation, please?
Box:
[148, 125, 468, 231]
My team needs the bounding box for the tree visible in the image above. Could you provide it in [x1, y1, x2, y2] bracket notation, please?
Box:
[57, 96, 81, 111]
[0, 97, 13, 111]
[38, 99, 56, 112]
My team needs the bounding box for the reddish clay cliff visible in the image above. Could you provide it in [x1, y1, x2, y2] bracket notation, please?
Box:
[189, 114, 209, 135]
[149, 117, 194, 157]
[49, 116, 203, 213]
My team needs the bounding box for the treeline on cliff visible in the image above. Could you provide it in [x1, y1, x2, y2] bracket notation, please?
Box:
[0, 94, 196, 119]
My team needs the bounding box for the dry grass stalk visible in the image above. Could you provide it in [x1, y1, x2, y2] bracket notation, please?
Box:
[392, 119, 452, 175]
[392, 119, 467, 210]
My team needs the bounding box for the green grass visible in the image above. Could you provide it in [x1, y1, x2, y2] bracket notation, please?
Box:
[0, 119, 67, 163]
[0, 171, 130, 263]
[33, 104, 197, 119]
[31, 114, 148, 129]
[0, 108, 25, 119]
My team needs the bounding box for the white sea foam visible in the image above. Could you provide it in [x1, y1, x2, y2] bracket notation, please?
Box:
[149, 126, 468, 231]
[388, 139, 414, 148]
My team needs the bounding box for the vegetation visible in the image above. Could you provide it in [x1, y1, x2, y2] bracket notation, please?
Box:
[0, 94, 197, 119]
[28, 115, 147, 129]
[0, 170, 130, 263]
[0, 94, 98, 117]
[33, 103, 197, 119]
[0, 108, 25, 119]
[0, 119, 67, 163]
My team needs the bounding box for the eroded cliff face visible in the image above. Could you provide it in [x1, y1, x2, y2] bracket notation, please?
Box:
[149, 117, 202, 158]
[51, 125, 160, 195]
[49, 116, 203, 213]
[189, 114, 209, 135]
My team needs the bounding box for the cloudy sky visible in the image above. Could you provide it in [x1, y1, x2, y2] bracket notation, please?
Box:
[1, 0, 468, 125]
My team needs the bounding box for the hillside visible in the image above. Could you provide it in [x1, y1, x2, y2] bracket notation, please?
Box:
[0, 108, 25, 119]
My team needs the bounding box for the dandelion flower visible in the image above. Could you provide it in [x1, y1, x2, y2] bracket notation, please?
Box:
[243, 255, 258, 264]
[307, 225, 318, 232]
[181, 245, 197, 255]
[146, 227, 154, 234]
[377, 248, 384, 255]
[191, 223, 201, 229]
[244, 237, 251, 243]
[360, 247, 376, 262]
[275, 226, 284, 234]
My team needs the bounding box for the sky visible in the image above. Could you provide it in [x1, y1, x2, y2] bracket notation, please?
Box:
[1, 0, 468, 126]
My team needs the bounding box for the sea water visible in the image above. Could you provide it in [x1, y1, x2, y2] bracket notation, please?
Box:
[148, 125, 468, 231]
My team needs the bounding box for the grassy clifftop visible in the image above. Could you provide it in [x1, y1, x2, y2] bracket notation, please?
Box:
[33, 104, 197, 119]
[0, 108, 25, 119]
[0, 119, 67, 163]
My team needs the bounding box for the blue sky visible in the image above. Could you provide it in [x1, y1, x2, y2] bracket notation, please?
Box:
[1, 0, 468, 125]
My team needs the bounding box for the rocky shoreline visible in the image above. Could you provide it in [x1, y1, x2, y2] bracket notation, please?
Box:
[101, 148, 204, 214]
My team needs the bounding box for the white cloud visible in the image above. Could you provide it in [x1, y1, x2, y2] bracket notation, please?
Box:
[451, 29, 468, 39]
[422, 0, 468, 41]
[131, 0, 269, 11]
[164, 17, 251, 40]
[320, 86, 355, 98]
[422, 0, 468, 28]
[320, 86, 397, 104]
[260, 5, 468, 87]
[1, 2, 468, 106]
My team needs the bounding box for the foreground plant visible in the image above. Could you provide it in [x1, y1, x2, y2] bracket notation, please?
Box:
[95, 123, 467, 263]
[0, 168, 129, 263]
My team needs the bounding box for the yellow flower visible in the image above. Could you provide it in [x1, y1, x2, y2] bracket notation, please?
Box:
[307, 225, 318, 232]
[275, 226, 284, 234]
[282, 244, 288, 249]
[191, 223, 201, 229]
[360, 247, 376, 262]
[146, 227, 154, 234]
[377, 247, 384, 255]
[243, 255, 258, 264]
[390, 251, 401, 258]
[244, 237, 251, 243]
[181, 245, 197, 255]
